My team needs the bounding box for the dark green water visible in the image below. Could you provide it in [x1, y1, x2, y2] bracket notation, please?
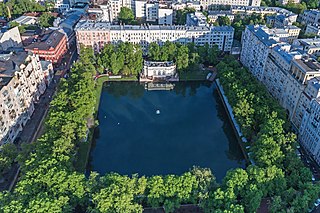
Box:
[87, 81, 244, 181]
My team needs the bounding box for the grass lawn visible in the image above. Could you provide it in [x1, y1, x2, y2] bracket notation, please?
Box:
[180, 69, 210, 81]
[74, 75, 138, 172]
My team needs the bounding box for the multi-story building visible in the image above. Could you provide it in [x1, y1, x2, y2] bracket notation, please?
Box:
[231, 6, 294, 18]
[241, 25, 320, 128]
[293, 38, 320, 57]
[0, 52, 47, 145]
[25, 30, 68, 64]
[301, 9, 320, 25]
[0, 27, 22, 51]
[305, 24, 320, 36]
[240, 25, 300, 81]
[107, 0, 134, 21]
[300, 96, 320, 166]
[75, 20, 234, 52]
[199, 0, 260, 10]
[171, 1, 201, 11]
[134, 1, 173, 25]
[207, 11, 235, 23]
[186, 12, 207, 26]
[266, 13, 298, 28]
[277, 0, 300, 5]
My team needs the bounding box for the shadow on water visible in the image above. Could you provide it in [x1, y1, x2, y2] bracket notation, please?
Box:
[213, 87, 245, 164]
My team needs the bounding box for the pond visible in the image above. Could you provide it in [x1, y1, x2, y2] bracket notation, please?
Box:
[87, 81, 245, 181]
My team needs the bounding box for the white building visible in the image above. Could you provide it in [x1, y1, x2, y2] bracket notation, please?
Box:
[301, 9, 320, 25]
[11, 15, 38, 25]
[241, 25, 300, 81]
[142, 61, 176, 79]
[231, 6, 295, 18]
[171, 2, 201, 11]
[107, 0, 134, 21]
[186, 12, 207, 26]
[199, 0, 260, 10]
[135, 1, 173, 25]
[207, 11, 235, 23]
[305, 24, 320, 36]
[55, 0, 70, 13]
[0, 52, 47, 145]
[300, 96, 320, 166]
[75, 20, 234, 52]
[266, 13, 298, 28]
[293, 38, 320, 57]
[0, 27, 22, 51]
[277, 0, 300, 5]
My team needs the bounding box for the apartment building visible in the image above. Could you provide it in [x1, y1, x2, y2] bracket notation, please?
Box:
[107, 0, 134, 21]
[75, 20, 234, 52]
[240, 25, 300, 81]
[293, 38, 320, 57]
[186, 12, 207, 26]
[25, 30, 68, 64]
[301, 9, 320, 25]
[199, 0, 260, 10]
[231, 6, 294, 18]
[171, 2, 201, 11]
[305, 24, 320, 36]
[207, 11, 235, 23]
[0, 27, 22, 51]
[300, 95, 320, 165]
[266, 13, 298, 28]
[0, 52, 47, 145]
[134, 1, 173, 25]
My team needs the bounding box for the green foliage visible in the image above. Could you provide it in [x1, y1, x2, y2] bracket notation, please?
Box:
[148, 42, 220, 71]
[232, 13, 266, 40]
[0, 143, 18, 176]
[118, 7, 135, 24]
[217, 16, 231, 26]
[0, 0, 46, 18]
[38, 12, 55, 28]
[215, 57, 320, 213]
[175, 8, 195, 25]
[97, 42, 143, 76]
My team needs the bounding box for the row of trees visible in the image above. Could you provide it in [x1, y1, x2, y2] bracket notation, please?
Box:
[148, 41, 220, 71]
[0, 48, 97, 211]
[0, 0, 49, 19]
[96, 42, 143, 76]
[215, 57, 320, 212]
[1, 49, 318, 212]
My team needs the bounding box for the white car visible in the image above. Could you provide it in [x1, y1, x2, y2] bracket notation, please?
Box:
[314, 198, 320, 207]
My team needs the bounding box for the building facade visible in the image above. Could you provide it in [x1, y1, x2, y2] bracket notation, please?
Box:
[75, 20, 234, 52]
[305, 24, 320, 36]
[301, 9, 320, 25]
[0, 52, 47, 145]
[199, 0, 260, 10]
[0, 27, 22, 51]
[25, 30, 68, 64]
[142, 61, 176, 79]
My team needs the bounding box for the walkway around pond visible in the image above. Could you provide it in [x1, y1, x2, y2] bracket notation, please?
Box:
[215, 79, 250, 163]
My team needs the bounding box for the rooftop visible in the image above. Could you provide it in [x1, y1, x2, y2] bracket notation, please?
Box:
[294, 56, 320, 73]
[25, 30, 65, 51]
[75, 20, 234, 32]
[145, 61, 175, 67]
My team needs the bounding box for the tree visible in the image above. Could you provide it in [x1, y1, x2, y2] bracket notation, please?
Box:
[175, 8, 195, 25]
[118, 7, 134, 24]
[38, 12, 55, 28]
[176, 45, 189, 71]
[217, 16, 231, 26]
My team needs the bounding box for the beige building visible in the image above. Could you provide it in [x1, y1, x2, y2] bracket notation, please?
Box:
[200, 0, 260, 10]
[0, 27, 22, 51]
[75, 20, 234, 52]
[0, 52, 47, 145]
